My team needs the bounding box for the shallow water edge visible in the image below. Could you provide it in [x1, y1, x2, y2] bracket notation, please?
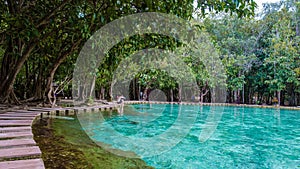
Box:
[32, 115, 154, 169]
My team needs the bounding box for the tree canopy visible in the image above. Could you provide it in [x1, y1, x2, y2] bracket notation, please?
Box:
[2, 0, 299, 106]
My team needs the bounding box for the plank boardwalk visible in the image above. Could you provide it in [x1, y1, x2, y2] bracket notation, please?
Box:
[0, 126, 31, 133]
[0, 113, 38, 117]
[0, 146, 41, 159]
[0, 109, 45, 168]
[0, 116, 36, 120]
[0, 120, 32, 123]
[0, 120, 32, 127]
[0, 139, 36, 147]
[0, 104, 119, 168]
[6, 112, 41, 115]
[0, 131, 33, 139]
[13, 110, 42, 114]
[0, 159, 45, 169]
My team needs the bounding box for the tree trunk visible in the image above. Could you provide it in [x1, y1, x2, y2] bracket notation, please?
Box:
[133, 78, 136, 100]
[88, 76, 96, 99]
[178, 86, 182, 102]
[267, 93, 271, 105]
[109, 82, 113, 101]
[143, 87, 149, 101]
[278, 90, 281, 106]
[101, 87, 105, 100]
[45, 40, 82, 103]
[200, 93, 204, 103]
[287, 84, 296, 106]
[170, 89, 173, 102]
[228, 89, 232, 103]
[199, 89, 209, 103]
[32, 63, 44, 100]
[34, 73, 43, 100]
[242, 84, 245, 104]
[78, 85, 85, 101]
[46, 66, 58, 104]
[0, 43, 35, 104]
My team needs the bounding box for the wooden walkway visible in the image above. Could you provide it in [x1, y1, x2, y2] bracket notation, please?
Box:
[0, 103, 119, 169]
[0, 110, 44, 169]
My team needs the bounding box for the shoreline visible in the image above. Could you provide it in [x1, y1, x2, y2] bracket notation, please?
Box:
[124, 101, 300, 110]
[32, 114, 154, 169]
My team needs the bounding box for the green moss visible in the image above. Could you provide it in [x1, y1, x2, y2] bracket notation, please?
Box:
[32, 115, 154, 169]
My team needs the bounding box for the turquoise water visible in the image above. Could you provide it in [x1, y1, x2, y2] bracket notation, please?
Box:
[78, 104, 300, 168]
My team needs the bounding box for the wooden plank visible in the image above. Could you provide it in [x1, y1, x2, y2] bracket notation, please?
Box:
[0, 139, 36, 147]
[0, 120, 32, 127]
[0, 131, 33, 139]
[37, 108, 64, 111]
[7, 111, 40, 115]
[0, 116, 35, 120]
[0, 114, 38, 117]
[0, 146, 41, 159]
[0, 126, 31, 133]
[0, 122, 32, 127]
[13, 110, 40, 113]
[0, 120, 32, 123]
[0, 158, 45, 169]
[28, 108, 51, 112]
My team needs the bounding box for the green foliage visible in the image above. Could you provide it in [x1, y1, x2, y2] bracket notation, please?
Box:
[0, 0, 262, 103]
[195, 0, 257, 18]
[264, 5, 299, 93]
[201, 0, 300, 104]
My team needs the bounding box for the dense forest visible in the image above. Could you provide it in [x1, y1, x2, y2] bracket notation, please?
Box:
[0, 0, 299, 106]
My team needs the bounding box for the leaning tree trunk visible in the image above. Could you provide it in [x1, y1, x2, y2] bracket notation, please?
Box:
[45, 64, 59, 105]
[200, 89, 209, 103]
[199, 82, 209, 103]
[0, 0, 71, 104]
[45, 39, 82, 104]
[0, 43, 35, 104]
